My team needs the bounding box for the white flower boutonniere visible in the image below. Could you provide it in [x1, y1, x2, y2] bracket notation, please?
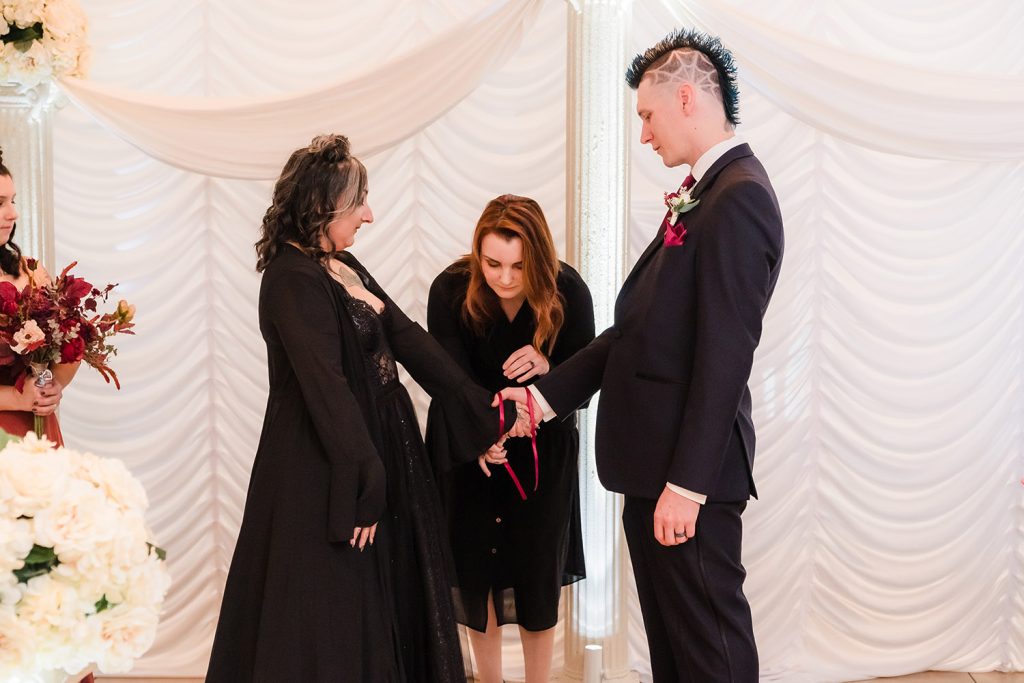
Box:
[663, 188, 700, 226]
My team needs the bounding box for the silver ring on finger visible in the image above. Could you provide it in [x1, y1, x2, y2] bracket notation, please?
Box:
[674, 531, 687, 540]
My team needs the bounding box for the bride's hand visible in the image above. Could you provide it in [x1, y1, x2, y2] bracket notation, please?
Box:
[350, 523, 377, 551]
[478, 440, 508, 477]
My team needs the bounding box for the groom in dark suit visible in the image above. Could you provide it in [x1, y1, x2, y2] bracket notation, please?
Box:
[500, 28, 784, 681]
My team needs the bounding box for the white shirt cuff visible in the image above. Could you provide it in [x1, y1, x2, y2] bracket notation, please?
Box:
[527, 385, 557, 422]
[665, 483, 707, 505]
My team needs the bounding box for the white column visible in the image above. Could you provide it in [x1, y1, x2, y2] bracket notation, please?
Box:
[0, 82, 60, 271]
[563, 1, 636, 681]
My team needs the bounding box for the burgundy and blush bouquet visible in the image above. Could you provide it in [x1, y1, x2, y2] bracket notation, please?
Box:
[0, 260, 135, 435]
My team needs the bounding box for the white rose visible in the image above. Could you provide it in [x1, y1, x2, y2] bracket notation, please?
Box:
[71, 452, 149, 514]
[123, 551, 171, 609]
[0, 517, 33, 570]
[3, 0, 44, 28]
[16, 573, 89, 633]
[12, 432, 59, 455]
[10, 319, 45, 354]
[93, 604, 159, 673]
[51, 516, 148, 603]
[0, 604, 35, 676]
[0, 38, 51, 87]
[0, 444, 70, 518]
[0, 577, 24, 610]
[32, 480, 119, 563]
[40, 0, 76, 39]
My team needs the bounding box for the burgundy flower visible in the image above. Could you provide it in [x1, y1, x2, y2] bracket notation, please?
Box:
[0, 281, 19, 315]
[60, 336, 86, 364]
[62, 275, 94, 306]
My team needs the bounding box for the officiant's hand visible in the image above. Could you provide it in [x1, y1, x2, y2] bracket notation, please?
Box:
[653, 486, 700, 546]
[502, 345, 549, 383]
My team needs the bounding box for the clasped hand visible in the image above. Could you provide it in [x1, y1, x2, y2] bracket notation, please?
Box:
[477, 402, 536, 476]
[21, 377, 63, 416]
[477, 347, 548, 476]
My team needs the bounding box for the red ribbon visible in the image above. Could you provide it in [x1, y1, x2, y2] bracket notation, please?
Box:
[496, 390, 540, 500]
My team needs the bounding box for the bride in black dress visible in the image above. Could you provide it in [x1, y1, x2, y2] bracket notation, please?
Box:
[426, 195, 595, 682]
[206, 135, 517, 682]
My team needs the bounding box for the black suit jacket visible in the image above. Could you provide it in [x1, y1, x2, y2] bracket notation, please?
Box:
[535, 143, 783, 502]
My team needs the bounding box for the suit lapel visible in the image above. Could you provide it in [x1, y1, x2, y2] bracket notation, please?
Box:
[616, 144, 755, 309]
[690, 143, 753, 199]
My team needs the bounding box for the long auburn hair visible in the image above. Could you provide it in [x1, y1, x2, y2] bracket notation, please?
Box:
[255, 134, 367, 272]
[461, 194, 563, 355]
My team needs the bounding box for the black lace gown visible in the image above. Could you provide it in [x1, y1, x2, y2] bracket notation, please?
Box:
[207, 247, 513, 682]
[338, 285, 466, 682]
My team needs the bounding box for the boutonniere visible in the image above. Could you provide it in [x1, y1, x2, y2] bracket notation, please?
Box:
[662, 178, 700, 247]
[663, 186, 700, 226]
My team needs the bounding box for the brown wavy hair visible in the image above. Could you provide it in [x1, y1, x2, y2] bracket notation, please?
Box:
[255, 134, 367, 272]
[461, 195, 563, 355]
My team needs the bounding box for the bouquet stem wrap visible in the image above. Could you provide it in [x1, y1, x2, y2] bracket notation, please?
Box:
[29, 362, 52, 438]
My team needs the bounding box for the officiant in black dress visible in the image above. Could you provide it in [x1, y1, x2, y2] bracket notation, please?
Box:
[426, 195, 594, 683]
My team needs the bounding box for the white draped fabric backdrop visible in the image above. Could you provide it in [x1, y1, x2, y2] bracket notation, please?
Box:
[46, 0, 1023, 680]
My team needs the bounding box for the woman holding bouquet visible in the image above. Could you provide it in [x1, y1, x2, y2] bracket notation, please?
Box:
[0, 151, 77, 445]
[206, 134, 518, 682]
[425, 195, 594, 683]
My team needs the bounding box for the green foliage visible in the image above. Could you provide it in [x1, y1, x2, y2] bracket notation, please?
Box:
[13, 544, 58, 583]
[147, 542, 167, 561]
[1, 23, 44, 52]
[0, 428, 21, 450]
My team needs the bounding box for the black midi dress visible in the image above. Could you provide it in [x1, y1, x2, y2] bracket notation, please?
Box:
[206, 246, 514, 682]
[425, 262, 595, 632]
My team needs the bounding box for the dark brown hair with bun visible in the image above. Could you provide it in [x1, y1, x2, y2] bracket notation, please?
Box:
[255, 134, 367, 272]
[0, 149, 23, 278]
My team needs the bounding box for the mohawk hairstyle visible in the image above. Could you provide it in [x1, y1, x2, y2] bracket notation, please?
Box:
[625, 28, 740, 126]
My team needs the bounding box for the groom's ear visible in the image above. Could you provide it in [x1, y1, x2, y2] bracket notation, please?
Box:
[674, 82, 696, 116]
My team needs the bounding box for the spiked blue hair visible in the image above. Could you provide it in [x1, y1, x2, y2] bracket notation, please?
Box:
[626, 28, 740, 126]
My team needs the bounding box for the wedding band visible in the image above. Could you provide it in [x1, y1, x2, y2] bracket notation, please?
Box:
[527, 360, 534, 369]
[674, 532, 687, 539]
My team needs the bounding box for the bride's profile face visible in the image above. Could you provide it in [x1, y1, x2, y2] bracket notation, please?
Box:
[322, 189, 373, 251]
[0, 174, 17, 248]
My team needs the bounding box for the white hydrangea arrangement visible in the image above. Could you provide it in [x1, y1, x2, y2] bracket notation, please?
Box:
[0, 0, 90, 88]
[0, 432, 170, 680]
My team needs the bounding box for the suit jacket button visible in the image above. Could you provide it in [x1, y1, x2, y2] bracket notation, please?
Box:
[491, 548, 498, 555]
[495, 517, 502, 524]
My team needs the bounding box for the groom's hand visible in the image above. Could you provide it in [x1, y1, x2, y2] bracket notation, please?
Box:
[653, 486, 700, 546]
[492, 388, 540, 437]
[493, 387, 528, 406]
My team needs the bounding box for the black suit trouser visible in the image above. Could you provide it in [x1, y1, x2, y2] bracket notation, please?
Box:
[622, 496, 757, 683]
